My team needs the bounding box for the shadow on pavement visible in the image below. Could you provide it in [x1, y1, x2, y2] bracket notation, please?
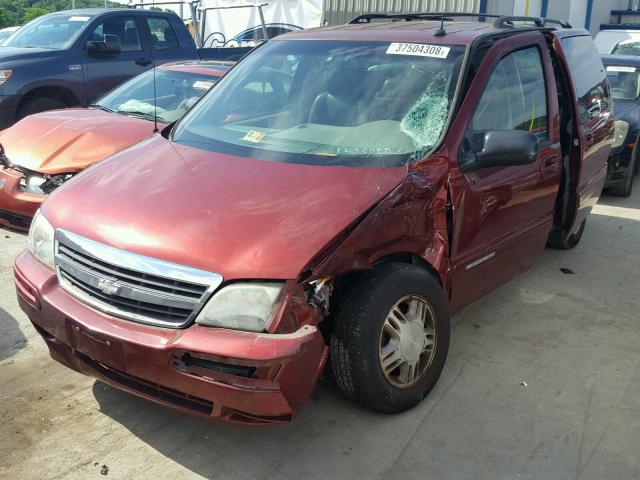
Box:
[0, 306, 27, 361]
[91, 377, 366, 478]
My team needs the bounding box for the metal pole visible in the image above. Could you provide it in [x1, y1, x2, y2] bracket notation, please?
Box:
[257, 5, 268, 40]
[190, 2, 203, 47]
[200, 9, 207, 47]
[72, 0, 76, 9]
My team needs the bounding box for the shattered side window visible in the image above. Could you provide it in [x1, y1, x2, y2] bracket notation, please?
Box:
[172, 40, 466, 167]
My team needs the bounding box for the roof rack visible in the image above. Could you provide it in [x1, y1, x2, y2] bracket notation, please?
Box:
[349, 12, 500, 24]
[349, 12, 572, 29]
[493, 15, 572, 28]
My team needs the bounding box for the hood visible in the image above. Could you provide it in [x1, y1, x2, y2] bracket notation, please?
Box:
[0, 109, 160, 175]
[43, 137, 406, 280]
[0, 46, 58, 62]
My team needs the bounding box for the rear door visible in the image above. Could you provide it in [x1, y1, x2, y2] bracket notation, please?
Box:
[554, 33, 612, 229]
[81, 15, 153, 103]
[447, 33, 562, 310]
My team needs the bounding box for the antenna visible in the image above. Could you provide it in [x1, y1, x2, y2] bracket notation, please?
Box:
[434, 6, 447, 36]
[152, 0, 159, 133]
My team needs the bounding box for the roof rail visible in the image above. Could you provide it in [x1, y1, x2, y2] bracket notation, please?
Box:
[349, 12, 501, 24]
[493, 15, 572, 29]
[348, 12, 572, 29]
[493, 15, 544, 28]
[543, 18, 572, 28]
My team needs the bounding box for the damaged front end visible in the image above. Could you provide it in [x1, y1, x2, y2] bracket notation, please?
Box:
[301, 153, 452, 289]
[1, 147, 74, 195]
[0, 146, 74, 230]
[16, 242, 330, 425]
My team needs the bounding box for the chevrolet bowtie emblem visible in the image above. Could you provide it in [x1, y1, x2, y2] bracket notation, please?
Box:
[97, 278, 120, 295]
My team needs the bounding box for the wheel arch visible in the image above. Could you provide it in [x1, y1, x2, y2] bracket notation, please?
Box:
[372, 252, 443, 286]
[17, 85, 81, 115]
[318, 253, 443, 344]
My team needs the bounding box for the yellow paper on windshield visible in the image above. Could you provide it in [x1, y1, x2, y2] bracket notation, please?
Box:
[243, 131, 265, 143]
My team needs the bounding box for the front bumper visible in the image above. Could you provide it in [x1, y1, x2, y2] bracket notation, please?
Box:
[15, 251, 328, 425]
[0, 167, 44, 230]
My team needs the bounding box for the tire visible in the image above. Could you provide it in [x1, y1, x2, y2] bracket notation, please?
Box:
[607, 150, 637, 197]
[547, 219, 586, 250]
[16, 97, 67, 121]
[330, 263, 450, 414]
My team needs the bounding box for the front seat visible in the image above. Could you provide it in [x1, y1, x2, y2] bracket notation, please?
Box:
[124, 27, 139, 51]
[308, 67, 367, 126]
[163, 27, 178, 47]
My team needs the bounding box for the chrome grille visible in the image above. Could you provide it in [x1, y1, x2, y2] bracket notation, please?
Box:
[54, 229, 223, 328]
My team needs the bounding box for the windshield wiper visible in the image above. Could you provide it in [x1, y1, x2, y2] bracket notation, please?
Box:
[117, 110, 154, 120]
[89, 104, 113, 113]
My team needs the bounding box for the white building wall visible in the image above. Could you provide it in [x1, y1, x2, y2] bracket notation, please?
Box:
[512, 0, 542, 16]
[568, 0, 588, 29]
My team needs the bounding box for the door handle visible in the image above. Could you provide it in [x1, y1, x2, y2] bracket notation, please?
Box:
[135, 58, 152, 66]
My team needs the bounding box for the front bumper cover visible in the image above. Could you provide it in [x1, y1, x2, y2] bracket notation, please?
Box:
[15, 251, 328, 425]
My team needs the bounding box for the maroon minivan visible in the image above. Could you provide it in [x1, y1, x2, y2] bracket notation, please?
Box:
[15, 14, 612, 425]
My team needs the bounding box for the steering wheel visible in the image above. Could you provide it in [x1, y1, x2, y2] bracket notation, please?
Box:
[176, 96, 199, 112]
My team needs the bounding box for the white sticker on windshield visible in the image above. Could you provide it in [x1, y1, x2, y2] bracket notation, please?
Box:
[386, 43, 450, 59]
[69, 16, 90, 22]
[607, 65, 636, 72]
[193, 80, 215, 90]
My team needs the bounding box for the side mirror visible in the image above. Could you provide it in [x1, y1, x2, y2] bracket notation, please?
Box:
[87, 34, 122, 55]
[462, 130, 539, 171]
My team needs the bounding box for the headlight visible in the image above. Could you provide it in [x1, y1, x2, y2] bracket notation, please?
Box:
[195, 282, 283, 332]
[0, 70, 12, 86]
[20, 173, 46, 194]
[27, 210, 55, 270]
[20, 172, 74, 195]
[612, 120, 629, 148]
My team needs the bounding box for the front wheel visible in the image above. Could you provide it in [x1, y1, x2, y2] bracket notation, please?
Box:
[330, 263, 450, 413]
[16, 97, 67, 121]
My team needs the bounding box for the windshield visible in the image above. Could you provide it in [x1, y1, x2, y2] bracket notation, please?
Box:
[606, 65, 640, 100]
[611, 40, 640, 56]
[172, 40, 466, 167]
[3, 14, 91, 49]
[97, 68, 224, 123]
[0, 30, 16, 45]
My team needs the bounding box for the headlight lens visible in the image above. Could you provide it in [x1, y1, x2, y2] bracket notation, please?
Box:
[27, 210, 55, 270]
[21, 173, 46, 194]
[0, 70, 12, 86]
[195, 282, 283, 332]
[612, 120, 629, 148]
[19, 172, 74, 195]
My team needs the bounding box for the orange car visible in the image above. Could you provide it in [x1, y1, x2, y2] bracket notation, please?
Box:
[0, 60, 231, 230]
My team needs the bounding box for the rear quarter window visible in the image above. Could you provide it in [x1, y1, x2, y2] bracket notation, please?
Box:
[561, 35, 611, 123]
[147, 17, 179, 50]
